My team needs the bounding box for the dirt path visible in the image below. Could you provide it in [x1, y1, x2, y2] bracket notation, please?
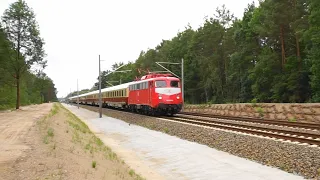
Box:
[0, 103, 144, 180]
[0, 104, 52, 169]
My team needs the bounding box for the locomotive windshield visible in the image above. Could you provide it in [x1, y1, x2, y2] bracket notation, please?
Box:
[170, 81, 179, 88]
[155, 80, 167, 88]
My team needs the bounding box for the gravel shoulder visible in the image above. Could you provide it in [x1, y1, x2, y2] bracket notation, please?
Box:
[79, 104, 320, 179]
[0, 103, 144, 180]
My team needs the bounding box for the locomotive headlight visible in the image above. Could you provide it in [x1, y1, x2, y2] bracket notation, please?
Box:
[159, 96, 162, 100]
[177, 96, 180, 99]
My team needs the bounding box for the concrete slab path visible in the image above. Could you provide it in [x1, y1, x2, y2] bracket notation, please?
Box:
[62, 104, 304, 180]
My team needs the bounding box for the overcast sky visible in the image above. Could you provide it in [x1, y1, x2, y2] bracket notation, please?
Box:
[0, 0, 259, 98]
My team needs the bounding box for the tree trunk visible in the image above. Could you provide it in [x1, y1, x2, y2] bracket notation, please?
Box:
[295, 33, 301, 69]
[16, 76, 20, 109]
[204, 88, 208, 103]
[280, 25, 286, 69]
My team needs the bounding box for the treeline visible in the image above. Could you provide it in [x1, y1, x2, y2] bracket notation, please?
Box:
[69, 0, 320, 104]
[0, 0, 57, 110]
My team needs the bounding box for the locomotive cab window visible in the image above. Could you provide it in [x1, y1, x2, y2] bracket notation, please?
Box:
[170, 81, 180, 88]
[155, 80, 167, 88]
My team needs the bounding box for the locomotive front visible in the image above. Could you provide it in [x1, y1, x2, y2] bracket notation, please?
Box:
[153, 77, 183, 115]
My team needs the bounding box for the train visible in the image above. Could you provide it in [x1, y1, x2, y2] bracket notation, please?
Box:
[68, 73, 183, 116]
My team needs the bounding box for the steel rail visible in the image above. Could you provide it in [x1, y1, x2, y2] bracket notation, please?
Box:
[179, 112, 320, 130]
[165, 116, 320, 146]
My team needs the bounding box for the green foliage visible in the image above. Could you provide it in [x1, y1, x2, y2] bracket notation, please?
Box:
[0, 0, 57, 109]
[308, 0, 320, 101]
[255, 107, 264, 118]
[69, 0, 319, 104]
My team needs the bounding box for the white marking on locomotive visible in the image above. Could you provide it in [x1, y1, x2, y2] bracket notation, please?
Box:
[155, 88, 181, 95]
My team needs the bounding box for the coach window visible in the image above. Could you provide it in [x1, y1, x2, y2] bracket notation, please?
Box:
[155, 80, 167, 88]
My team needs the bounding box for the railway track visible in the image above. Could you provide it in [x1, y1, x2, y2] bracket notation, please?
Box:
[179, 112, 320, 130]
[72, 104, 320, 146]
[164, 115, 320, 146]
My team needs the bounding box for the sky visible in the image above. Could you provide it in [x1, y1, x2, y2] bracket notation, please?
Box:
[0, 0, 259, 98]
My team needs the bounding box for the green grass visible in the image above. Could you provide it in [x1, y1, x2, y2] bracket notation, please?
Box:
[43, 136, 49, 144]
[95, 137, 103, 147]
[47, 128, 54, 137]
[129, 169, 135, 177]
[128, 169, 146, 180]
[48, 103, 60, 117]
[85, 143, 91, 150]
[288, 117, 297, 122]
[108, 152, 117, 161]
[92, 161, 97, 168]
[163, 127, 169, 133]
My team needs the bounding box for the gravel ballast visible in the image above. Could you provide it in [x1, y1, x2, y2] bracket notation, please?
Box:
[77, 104, 320, 179]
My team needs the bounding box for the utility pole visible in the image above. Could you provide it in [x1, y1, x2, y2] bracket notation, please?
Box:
[77, 79, 79, 109]
[181, 58, 184, 111]
[99, 55, 102, 118]
[98, 57, 131, 118]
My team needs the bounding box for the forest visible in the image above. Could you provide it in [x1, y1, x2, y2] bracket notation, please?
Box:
[68, 0, 320, 105]
[0, 0, 57, 110]
[70, 0, 320, 103]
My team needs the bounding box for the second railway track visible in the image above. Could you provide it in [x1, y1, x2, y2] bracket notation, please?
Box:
[179, 112, 320, 130]
[162, 115, 320, 146]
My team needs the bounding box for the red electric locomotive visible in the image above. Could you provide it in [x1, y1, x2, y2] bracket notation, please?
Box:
[128, 73, 183, 115]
